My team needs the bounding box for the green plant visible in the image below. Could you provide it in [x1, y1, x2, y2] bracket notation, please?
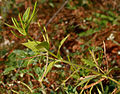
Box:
[2, 1, 120, 94]
[3, 1, 70, 93]
[5, 1, 37, 38]
[0, 0, 25, 31]
[66, 0, 92, 10]
[78, 10, 120, 38]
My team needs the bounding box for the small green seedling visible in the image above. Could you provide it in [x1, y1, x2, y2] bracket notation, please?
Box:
[5, 1, 37, 38]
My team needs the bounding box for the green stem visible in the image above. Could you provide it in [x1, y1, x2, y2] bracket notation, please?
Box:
[11, 89, 19, 94]
[19, 81, 33, 93]
[107, 76, 120, 85]
[61, 59, 103, 75]
[40, 82, 46, 94]
[40, 52, 49, 82]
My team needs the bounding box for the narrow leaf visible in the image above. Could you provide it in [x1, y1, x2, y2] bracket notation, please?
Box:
[44, 60, 60, 77]
[57, 34, 70, 58]
[19, 13, 27, 36]
[38, 22, 46, 41]
[44, 26, 49, 44]
[11, 17, 18, 28]
[5, 23, 25, 35]
[11, 18, 26, 36]
[27, 1, 37, 27]
[97, 87, 102, 94]
[48, 51, 58, 58]
[11, 30, 25, 38]
[23, 7, 30, 22]
[4, 23, 18, 30]
[13, 18, 21, 28]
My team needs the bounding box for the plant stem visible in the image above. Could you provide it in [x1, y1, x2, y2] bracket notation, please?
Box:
[11, 89, 19, 94]
[18, 81, 33, 93]
[61, 59, 103, 75]
[40, 52, 49, 82]
[107, 76, 120, 85]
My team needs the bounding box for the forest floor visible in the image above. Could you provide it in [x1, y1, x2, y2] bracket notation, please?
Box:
[0, 0, 120, 93]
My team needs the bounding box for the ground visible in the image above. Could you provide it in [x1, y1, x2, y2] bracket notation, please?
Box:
[0, 0, 120, 93]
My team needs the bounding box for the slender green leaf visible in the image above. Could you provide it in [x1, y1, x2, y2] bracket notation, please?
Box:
[44, 60, 60, 77]
[90, 86, 93, 94]
[19, 13, 25, 28]
[48, 51, 58, 58]
[27, 1, 37, 25]
[4, 23, 18, 30]
[11, 30, 25, 38]
[97, 87, 102, 94]
[57, 34, 70, 58]
[11, 17, 18, 28]
[13, 18, 21, 28]
[5, 23, 25, 36]
[44, 26, 49, 44]
[38, 22, 46, 41]
[19, 13, 27, 35]
[23, 7, 30, 22]
[11, 18, 26, 36]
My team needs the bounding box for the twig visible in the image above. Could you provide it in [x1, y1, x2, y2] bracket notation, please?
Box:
[111, 88, 117, 94]
[83, 78, 105, 90]
[78, 75, 99, 81]
[45, 0, 69, 28]
[21, 53, 46, 60]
